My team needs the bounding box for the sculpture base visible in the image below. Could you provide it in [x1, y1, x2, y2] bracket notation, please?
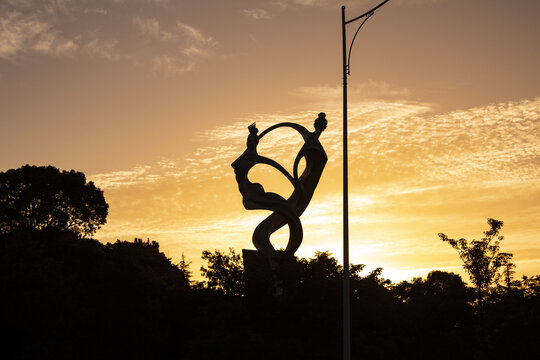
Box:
[242, 249, 300, 298]
[242, 249, 274, 297]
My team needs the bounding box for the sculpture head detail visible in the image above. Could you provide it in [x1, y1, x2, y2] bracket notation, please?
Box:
[314, 112, 327, 132]
[246, 122, 259, 152]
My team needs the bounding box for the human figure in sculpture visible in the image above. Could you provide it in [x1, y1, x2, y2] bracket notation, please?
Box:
[231, 113, 327, 270]
[246, 122, 259, 152]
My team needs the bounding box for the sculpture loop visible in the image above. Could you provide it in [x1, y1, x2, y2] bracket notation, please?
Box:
[231, 113, 328, 270]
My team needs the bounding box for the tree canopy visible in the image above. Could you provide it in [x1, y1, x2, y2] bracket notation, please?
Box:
[439, 219, 512, 298]
[200, 248, 245, 296]
[0, 165, 108, 237]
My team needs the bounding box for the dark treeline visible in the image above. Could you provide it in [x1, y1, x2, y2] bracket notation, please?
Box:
[2, 230, 539, 359]
[1, 165, 539, 359]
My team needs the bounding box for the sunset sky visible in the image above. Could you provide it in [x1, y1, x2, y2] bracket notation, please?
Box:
[1, 0, 539, 282]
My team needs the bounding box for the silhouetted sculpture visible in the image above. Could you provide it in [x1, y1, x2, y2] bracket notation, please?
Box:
[231, 113, 328, 294]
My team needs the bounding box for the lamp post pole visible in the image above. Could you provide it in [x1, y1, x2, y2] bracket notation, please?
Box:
[341, 6, 351, 360]
[341, 2, 390, 359]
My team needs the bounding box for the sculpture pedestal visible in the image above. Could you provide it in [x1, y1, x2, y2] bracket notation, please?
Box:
[243, 249, 273, 297]
[242, 249, 300, 298]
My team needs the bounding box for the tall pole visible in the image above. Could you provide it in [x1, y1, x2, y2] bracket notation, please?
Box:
[341, 5, 351, 360]
[341, 2, 390, 359]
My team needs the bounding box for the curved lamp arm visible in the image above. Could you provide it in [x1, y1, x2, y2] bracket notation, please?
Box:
[346, 12, 373, 75]
[344, 0, 390, 25]
[344, 0, 390, 75]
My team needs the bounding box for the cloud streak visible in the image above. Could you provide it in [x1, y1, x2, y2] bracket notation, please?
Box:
[149, 21, 216, 76]
[92, 96, 539, 191]
[0, 1, 218, 75]
[293, 81, 411, 101]
[133, 16, 172, 41]
[241, 9, 272, 20]
[0, 11, 78, 59]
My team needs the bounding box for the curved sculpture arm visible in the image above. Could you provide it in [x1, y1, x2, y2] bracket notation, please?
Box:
[258, 122, 310, 141]
[293, 149, 306, 182]
[255, 155, 295, 186]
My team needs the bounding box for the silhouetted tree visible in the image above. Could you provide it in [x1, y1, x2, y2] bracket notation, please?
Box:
[178, 252, 192, 283]
[0, 231, 192, 358]
[391, 271, 475, 358]
[518, 275, 540, 298]
[393, 271, 473, 324]
[200, 248, 244, 296]
[439, 218, 513, 313]
[0, 165, 108, 237]
[481, 272, 540, 358]
[297, 250, 344, 299]
[107, 238, 190, 290]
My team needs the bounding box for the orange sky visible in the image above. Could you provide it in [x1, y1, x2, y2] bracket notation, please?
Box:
[1, 0, 539, 282]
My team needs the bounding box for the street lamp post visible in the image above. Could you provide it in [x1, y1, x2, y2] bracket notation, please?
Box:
[341, 2, 390, 359]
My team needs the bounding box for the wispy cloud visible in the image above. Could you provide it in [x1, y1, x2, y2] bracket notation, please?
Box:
[133, 16, 172, 41]
[293, 81, 411, 101]
[0, 1, 217, 75]
[150, 21, 216, 76]
[151, 55, 193, 75]
[0, 11, 78, 59]
[142, 0, 169, 5]
[271, 1, 288, 11]
[177, 22, 216, 58]
[92, 96, 540, 193]
[293, 0, 323, 6]
[84, 38, 123, 60]
[241, 9, 272, 20]
[91, 96, 540, 225]
[392, 0, 447, 4]
[84, 8, 108, 16]
[280, 0, 446, 9]
[92, 165, 166, 189]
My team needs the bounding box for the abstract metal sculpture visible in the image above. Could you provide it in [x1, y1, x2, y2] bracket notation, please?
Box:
[231, 113, 328, 272]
